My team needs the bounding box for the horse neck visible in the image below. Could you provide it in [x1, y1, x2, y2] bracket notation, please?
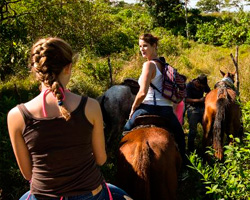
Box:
[221, 76, 234, 85]
[215, 77, 235, 91]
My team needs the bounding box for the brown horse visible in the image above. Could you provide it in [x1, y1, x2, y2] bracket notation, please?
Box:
[116, 115, 182, 200]
[202, 70, 243, 160]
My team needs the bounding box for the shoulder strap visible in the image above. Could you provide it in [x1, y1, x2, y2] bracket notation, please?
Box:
[150, 82, 161, 94]
[80, 96, 88, 109]
[150, 57, 166, 94]
[17, 104, 33, 125]
[152, 57, 169, 74]
[73, 96, 88, 113]
[152, 57, 166, 65]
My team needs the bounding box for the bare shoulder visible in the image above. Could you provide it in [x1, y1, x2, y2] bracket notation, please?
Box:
[143, 61, 156, 70]
[8, 106, 22, 120]
[7, 106, 25, 133]
[85, 97, 102, 124]
[143, 60, 153, 66]
[86, 97, 100, 110]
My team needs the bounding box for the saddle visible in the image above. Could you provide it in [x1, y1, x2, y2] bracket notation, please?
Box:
[121, 78, 140, 95]
[132, 115, 170, 130]
[214, 79, 238, 99]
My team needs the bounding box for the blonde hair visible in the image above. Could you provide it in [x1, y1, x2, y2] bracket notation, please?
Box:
[29, 37, 73, 120]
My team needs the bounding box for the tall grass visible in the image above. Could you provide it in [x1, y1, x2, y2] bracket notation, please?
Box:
[109, 39, 250, 103]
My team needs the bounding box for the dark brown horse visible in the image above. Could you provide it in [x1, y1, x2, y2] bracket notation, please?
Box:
[116, 115, 182, 200]
[202, 70, 243, 160]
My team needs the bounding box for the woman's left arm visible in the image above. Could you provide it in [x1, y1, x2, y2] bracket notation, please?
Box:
[129, 62, 155, 118]
[7, 107, 32, 181]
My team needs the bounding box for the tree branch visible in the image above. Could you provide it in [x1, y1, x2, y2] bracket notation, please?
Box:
[230, 46, 240, 93]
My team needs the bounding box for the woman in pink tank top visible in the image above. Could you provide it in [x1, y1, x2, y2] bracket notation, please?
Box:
[7, 37, 131, 200]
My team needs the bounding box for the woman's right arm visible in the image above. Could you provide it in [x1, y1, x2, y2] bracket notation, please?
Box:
[7, 107, 32, 181]
[85, 98, 107, 166]
[129, 61, 156, 118]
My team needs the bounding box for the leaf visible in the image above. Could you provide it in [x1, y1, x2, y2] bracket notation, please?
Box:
[212, 184, 218, 191]
[235, 138, 240, 143]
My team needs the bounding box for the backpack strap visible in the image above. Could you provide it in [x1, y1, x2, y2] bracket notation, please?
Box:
[149, 57, 166, 106]
[150, 82, 161, 94]
[152, 57, 166, 65]
[149, 59, 162, 106]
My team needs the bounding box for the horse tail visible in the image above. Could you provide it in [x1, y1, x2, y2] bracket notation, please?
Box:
[213, 87, 229, 159]
[133, 140, 152, 200]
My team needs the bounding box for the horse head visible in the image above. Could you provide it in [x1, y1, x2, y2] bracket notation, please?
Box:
[220, 70, 235, 83]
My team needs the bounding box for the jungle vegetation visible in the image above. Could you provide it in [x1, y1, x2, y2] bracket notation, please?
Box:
[0, 0, 250, 199]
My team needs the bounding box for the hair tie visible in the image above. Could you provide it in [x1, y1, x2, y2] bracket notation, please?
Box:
[58, 101, 63, 106]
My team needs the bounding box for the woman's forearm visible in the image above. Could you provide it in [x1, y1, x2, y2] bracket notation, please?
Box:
[133, 91, 147, 109]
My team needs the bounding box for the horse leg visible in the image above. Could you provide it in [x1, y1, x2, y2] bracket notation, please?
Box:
[202, 107, 213, 159]
[226, 105, 242, 145]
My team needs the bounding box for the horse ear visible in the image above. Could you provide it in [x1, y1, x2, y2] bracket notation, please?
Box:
[220, 70, 225, 77]
[232, 71, 236, 76]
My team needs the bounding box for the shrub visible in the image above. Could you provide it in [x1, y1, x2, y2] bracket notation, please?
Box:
[153, 27, 190, 56]
[188, 101, 250, 200]
[195, 21, 221, 45]
[0, 77, 39, 199]
[95, 31, 134, 56]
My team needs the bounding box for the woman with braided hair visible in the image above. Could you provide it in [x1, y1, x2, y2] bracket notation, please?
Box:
[7, 37, 130, 200]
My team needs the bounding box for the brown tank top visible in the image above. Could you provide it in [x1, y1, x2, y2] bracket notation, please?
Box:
[17, 96, 104, 198]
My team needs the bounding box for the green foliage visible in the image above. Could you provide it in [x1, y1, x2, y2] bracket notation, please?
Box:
[195, 12, 250, 46]
[114, 6, 153, 33]
[1, 0, 250, 199]
[0, 0, 139, 79]
[242, 101, 250, 132]
[223, 0, 246, 11]
[69, 51, 111, 97]
[0, 19, 30, 80]
[196, 0, 222, 12]
[95, 30, 134, 56]
[141, 0, 186, 35]
[188, 101, 250, 200]
[196, 0, 246, 12]
[196, 21, 220, 44]
[153, 27, 190, 56]
[0, 77, 39, 199]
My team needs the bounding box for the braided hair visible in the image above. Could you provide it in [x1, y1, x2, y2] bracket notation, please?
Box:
[29, 37, 73, 120]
